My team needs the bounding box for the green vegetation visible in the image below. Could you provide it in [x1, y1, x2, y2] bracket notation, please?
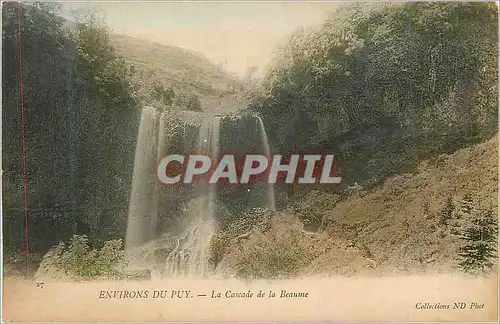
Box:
[458, 207, 497, 275]
[70, 9, 137, 107]
[453, 197, 498, 275]
[234, 231, 311, 280]
[3, 2, 139, 260]
[174, 90, 203, 112]
[208, 231, 231, 269]
[439, 196, 455, 227]
[458, 194, 475, 219]
[110, 33, 240, 109]
[290, 190, 340, 232]
[249, 2, 498, 186]
[40, 235, 127, 279]
[152, 83, 175, 107]
[435, 194, 498, 275]
[2, 1, 498, 279]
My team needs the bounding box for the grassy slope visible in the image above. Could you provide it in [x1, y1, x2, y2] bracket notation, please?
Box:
[110, 33, 242, 110]
[218, 135, 498, 277]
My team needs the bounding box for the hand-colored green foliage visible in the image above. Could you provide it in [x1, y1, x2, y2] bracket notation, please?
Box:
[174, 90, 203, 111]
[458, 207, 498, 275]
[42, 235, 127, 279]
[291, 190, 341, 232]
[152, 83, 175, 107]
[439, 196, 455, 226]
[234, 231, 310, 280]
[250, 2, 498, 186]
[70, 9, 137, 107]
[2, 3, 140, 256]
[208, 231, 231, 269]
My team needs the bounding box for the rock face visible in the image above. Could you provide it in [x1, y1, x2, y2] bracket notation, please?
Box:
[215, 136, 498, 278]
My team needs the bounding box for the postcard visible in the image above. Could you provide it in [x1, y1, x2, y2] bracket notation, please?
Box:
[2, 1, 498, 322]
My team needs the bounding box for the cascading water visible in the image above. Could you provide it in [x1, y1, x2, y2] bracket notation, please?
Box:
[125, 107, 160, 267]
[163, 116, 219, 277]
[125, 109, 275, 278]
[256, 116, 276, 211]
[152, 112, 167, 239]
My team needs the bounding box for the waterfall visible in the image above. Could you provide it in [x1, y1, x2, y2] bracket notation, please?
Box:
[125, 107, 159, 266]
[164, 116, 219, 277]
[152, 112, 167, 240]
[256, 116, 276, 211]
[124, 109, 276, 278]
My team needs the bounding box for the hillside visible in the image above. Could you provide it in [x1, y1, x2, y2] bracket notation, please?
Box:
[3, 1, 497, 284]
[2, 2, 142, 262]
[110, 33, 242, 110]
[216, 135, 498, 278]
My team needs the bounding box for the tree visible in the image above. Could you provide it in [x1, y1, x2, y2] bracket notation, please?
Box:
[152, 83, 175, 107]
[458, 194, 474, 219]
[32, 0, 62, 16]
[70, 8, 135, 107]
[2, 1, 82, 252]
[439, 196, 455, 226]
[3, 3, 140, 255]
[249, 2, 498, 186]
[68, 8, 140, 245]
[174, 91, 202, 111]
[458, 207, 498, 275]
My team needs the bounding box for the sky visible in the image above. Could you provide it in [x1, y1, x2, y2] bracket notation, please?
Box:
[60, 1, 339, 76]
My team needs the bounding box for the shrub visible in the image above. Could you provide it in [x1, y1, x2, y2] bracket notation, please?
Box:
[234, 231, 310, 280]
[346, 182, 364, 196]
[152, 83, 175, 106]
[174, 91, 202, 111]
[457, 194, 475, 219]
[458, 208, 498, 275]
[208, 231, 231, 269]
[439, 196, 455, 226]
[42, 235, 127, 279]
[223, 207, 271, 237]
[291, 190, 340, 232]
